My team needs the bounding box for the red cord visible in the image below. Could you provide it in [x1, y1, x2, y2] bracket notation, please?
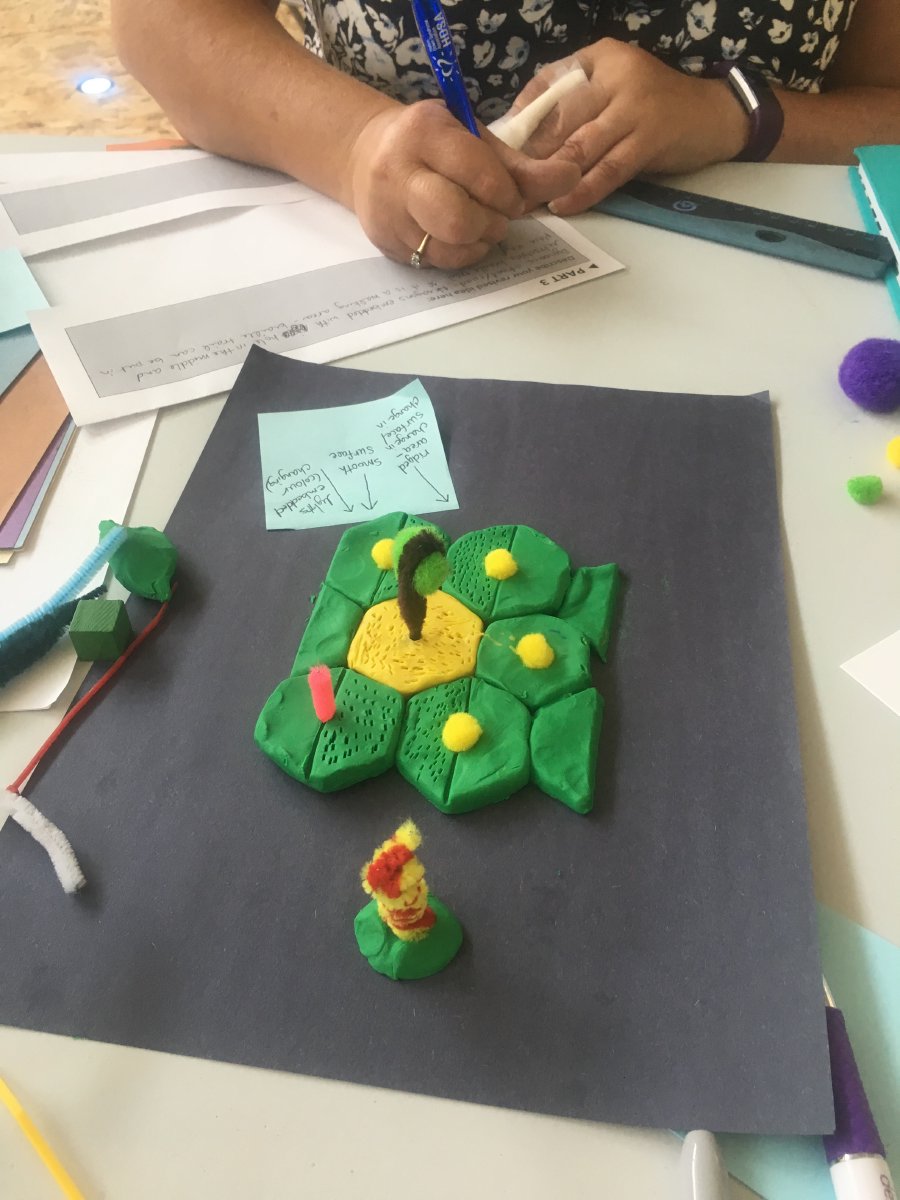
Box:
[7, 585, 177, 796]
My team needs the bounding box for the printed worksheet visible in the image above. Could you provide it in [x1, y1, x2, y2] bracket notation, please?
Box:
[29, 198, 622, 425]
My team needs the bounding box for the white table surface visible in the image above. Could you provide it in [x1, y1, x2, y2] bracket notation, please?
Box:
[1, 140, 898, 1200]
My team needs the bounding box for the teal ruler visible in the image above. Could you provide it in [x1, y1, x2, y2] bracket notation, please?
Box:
[594, 179, 895, 280]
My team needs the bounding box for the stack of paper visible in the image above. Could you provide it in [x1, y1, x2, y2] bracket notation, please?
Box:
[0, 248, 60, 563]
[0, 167, 156, 713]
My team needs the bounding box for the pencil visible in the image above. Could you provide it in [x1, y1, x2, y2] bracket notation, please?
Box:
[0, 1076, 87, 1200]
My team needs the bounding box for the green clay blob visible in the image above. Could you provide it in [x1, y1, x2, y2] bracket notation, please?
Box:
[476, 613, 591, 710]
[292, 584, 364, 674]
[558, 564, 620, 660]
[99, 520, 177, 601]
[531, 688, 603, 814]
[354, 895, 462, 980]
[846, 475, 883, 506]
[255, 667, 403, 792]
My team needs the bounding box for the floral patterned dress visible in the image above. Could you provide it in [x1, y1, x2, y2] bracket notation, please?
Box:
[286, 0, 859, 121]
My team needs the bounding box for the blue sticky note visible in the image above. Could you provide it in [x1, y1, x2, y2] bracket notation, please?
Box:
[0, 326, 40, 396]
[258, 380, 459, 531]
[684, 906, 900, 1200]
[0, 248, 47, 334]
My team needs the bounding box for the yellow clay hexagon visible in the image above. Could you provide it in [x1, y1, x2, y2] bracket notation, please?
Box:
[348, 592, 483, 696]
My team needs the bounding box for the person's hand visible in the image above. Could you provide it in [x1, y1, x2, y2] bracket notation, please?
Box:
[508, 42, 749, 216]
[346, 99, 581, 267]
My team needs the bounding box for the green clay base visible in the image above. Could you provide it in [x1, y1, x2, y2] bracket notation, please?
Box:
[255, 511, 619, 817]
[492, 525, 571, 620]
[443, 524, 516, 620]
[255, 667, 403, 792]
[476, 613, 591, 710]
[558, 564, 620, 660]
[325, 512, 449, 609]
[292, 584, 364, 674]
[443, 524, 570, 622]
[324, 511, 408, 608]
[354, 895, 462, 980]
[397, 678, 531, 814]
[531, 688, 603, 814]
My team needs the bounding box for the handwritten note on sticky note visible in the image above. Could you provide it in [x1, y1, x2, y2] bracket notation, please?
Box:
[258, 380, 459, 531]
[0, 248, 47, 334]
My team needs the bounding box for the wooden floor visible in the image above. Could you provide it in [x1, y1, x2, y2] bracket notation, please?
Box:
[0, 0, 300, 140]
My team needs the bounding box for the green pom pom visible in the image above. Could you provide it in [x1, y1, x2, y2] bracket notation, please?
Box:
[846, 475, 883, 506]
[413, 551, 449, 597]
[391, 522, 445, 570]
[99, 520, 178, 600]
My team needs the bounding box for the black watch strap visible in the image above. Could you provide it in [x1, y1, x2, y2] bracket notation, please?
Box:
[706, 62, 785, 162]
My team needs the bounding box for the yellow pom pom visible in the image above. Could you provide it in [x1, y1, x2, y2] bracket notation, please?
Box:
[888, 436, 900, 469]
[515, 633, 555, 670]
[371, 538, 395, 570]
[484, 548, 518, 580]
[442, 712, 483, 753]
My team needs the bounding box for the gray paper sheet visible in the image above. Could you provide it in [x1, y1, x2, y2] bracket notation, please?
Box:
[0, 349, 833, 1135]
[1, 156, 289, 234]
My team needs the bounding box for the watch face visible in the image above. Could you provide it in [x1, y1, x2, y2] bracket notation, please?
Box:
[728, 67, 761, 114]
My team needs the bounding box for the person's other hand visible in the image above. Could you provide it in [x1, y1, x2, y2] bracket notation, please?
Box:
[347, 99, 581, 267]
[508, 41, 748, 216]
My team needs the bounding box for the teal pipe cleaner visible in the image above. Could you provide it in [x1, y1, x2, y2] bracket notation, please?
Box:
[0, 524, 127, 649]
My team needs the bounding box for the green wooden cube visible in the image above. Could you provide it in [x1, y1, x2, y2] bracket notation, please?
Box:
[69, 598, 133, 661]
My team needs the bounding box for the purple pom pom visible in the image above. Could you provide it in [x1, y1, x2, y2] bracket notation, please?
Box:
[838, 338, 900, 414]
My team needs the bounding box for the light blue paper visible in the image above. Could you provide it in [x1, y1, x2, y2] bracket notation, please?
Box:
[0, 325, 40, 396]
[258, 380, 459, 531]
[0, 248, 47, 334]
[692, 906, 900, 1200]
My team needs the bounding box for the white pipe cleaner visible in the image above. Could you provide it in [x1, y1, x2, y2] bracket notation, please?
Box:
[1, 790, 86, 894]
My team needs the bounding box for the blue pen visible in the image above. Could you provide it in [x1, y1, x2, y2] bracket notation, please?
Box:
[410, 0, 480, 135]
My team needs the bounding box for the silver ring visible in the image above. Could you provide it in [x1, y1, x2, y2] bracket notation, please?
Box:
[410, 233, 431, 269]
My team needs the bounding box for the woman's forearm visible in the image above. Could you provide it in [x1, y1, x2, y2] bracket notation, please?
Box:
[772, 86, 900, 165]
[110, 0, 397, 206]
